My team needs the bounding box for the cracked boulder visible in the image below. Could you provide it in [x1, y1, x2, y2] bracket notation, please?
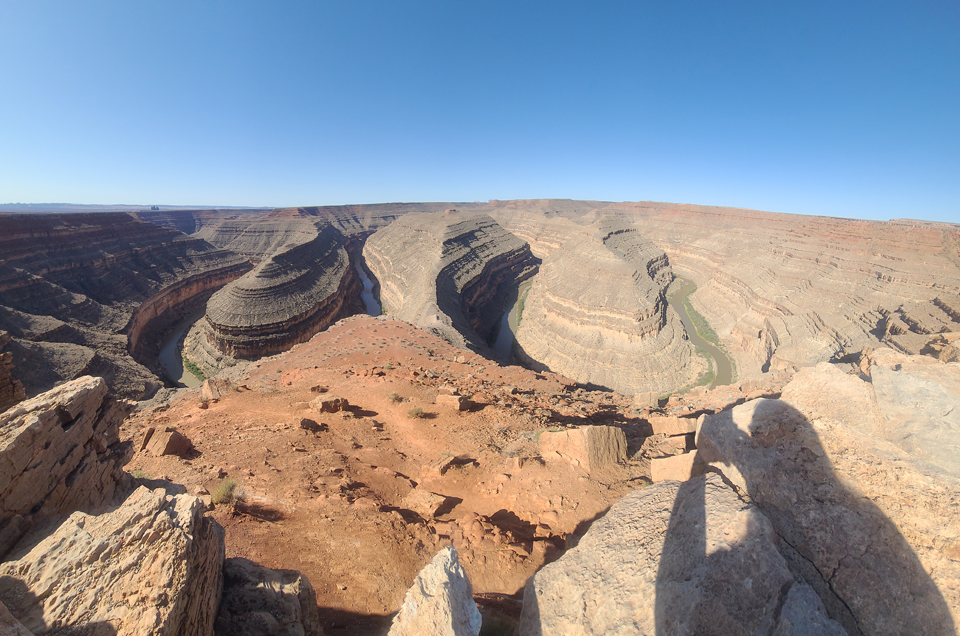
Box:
[519, 473, 844, 636]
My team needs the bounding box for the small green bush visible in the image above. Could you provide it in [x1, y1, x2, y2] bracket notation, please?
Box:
[387, 392, 402, 403]
[131, 468, 150, 480]
[211, 478, 238, 505]
[183, 358, 206, 381]
[407, 407, 425, 419]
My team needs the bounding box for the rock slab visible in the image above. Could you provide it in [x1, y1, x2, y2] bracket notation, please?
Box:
[537, 425, 626, 472]
[518, 473, 844, 636]
[0, 486, 224, 636]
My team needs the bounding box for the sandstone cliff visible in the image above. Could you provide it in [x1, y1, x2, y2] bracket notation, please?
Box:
[0, 332, 25, 413]
[604, 203, 960, 380]
[193, 222, 360, 366]
[363, 211, 538, 351]
[0, 213, 248, 398]
[513, 218, 701, 395]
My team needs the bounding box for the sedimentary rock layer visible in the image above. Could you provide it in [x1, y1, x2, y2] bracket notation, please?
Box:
[363, 211, 538, 350]
[0, 213, 248, 398]
[602, 202, 960, 379]
[0, 376, 133, 558]
[200, 222, 360, 360]
[0, 332, 25, 412]
[514, 217, 700, 395]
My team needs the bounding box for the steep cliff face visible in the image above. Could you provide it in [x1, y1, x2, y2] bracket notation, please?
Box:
[513, 218, 700, 395]
[363, 211, 539, 351]
[196, 222, 360, 362]
[0, 332, 25, 413]
[0, 213, 248, 398]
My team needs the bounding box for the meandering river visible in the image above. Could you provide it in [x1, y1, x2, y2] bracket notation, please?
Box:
[356, 262, 382, 316]
[492, 280, 533, 360]
[157, 307, 205, 388]
[668, 279, 733, 387]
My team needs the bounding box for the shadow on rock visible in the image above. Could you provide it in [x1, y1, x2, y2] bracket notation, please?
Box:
[656, 399, 956, 636]
[0, 576, 118, 635]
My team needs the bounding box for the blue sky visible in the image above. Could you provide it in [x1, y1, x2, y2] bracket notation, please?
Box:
[1, 1, 958, 222]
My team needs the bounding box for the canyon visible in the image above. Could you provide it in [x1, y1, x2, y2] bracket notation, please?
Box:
[0, 200, 959, 635]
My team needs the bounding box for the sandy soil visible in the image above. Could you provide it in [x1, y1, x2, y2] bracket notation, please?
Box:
[123, 316, 660, 634]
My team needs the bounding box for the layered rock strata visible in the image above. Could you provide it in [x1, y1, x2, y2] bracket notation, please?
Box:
[0, 212, 247, 398]
[0, 486, 224, 636]
[194, 222, 360, 364]
[518, 473, 844, 635]
[363, 211, 538, 351]
[0, 376, 133, 558]
[697, 354, 960, 635]
[513, 218, 700, 395]
[603, 203, 960, 380]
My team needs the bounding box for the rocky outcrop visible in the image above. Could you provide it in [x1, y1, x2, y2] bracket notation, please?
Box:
[216, 557, 323, 636]
[0, 376, 133, 558]
[363, 211, 538, 351]
[696, 356, 960, 635]
[0, 486, 224, 636]
[514, 218, 701, 395]
[518, 473, 844, 635]
[194, 222, 360, 363]
[388, 546, 481, 636]
[0, 333, 25, 413]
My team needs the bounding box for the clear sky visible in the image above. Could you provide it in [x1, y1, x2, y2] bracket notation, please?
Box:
[1, 1, 958, 222]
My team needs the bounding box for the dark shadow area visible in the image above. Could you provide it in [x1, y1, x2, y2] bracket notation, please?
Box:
[654, 400, 956, 636]
[0, 575, 118, 635]
[346, 406, 379, 418]
[316, 606, 393, 636]
[488, 509, 536, 537]
[434, 496, 463, 517]
[234, 499, 286, 522]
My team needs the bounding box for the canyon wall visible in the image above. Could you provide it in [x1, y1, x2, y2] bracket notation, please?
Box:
[512, 217, 701, 395]
[363, 210, 539, 351]
[0, 213, 248, 398]
[195, 221, 361, 363]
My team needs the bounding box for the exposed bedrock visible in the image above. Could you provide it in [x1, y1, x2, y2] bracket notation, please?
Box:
[0, 332, 25, 413]
[602, 203, 960, 380]
[513, 218, 701, 395]
[198, 222, 361, 362]
[363, 211, 539, 351]
[697, 354, 960, 635]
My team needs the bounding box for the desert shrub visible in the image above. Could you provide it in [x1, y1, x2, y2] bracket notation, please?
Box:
[183, 358, 206, 381]
[387, 392, 402, 403]
[407, 407, 425, 419]
[211, 478, 238, 505]
[131, 468, 150, 479]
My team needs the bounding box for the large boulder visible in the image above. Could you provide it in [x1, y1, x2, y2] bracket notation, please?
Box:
[537, 425, 626, 472]
[0, 486, 224, 636]
[518, 473, 844, 635]
[0, 376, 133, 558]
[215, 557, 323, 636]
[696, 356, 960, 635]
[388, 546, 481, 636]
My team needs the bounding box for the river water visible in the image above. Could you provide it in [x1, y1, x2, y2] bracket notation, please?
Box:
[356, 263, 382, 316]
[157, 307, 206, 388]
[491, 280, 532, 359]
[667, 279, 733, 387]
